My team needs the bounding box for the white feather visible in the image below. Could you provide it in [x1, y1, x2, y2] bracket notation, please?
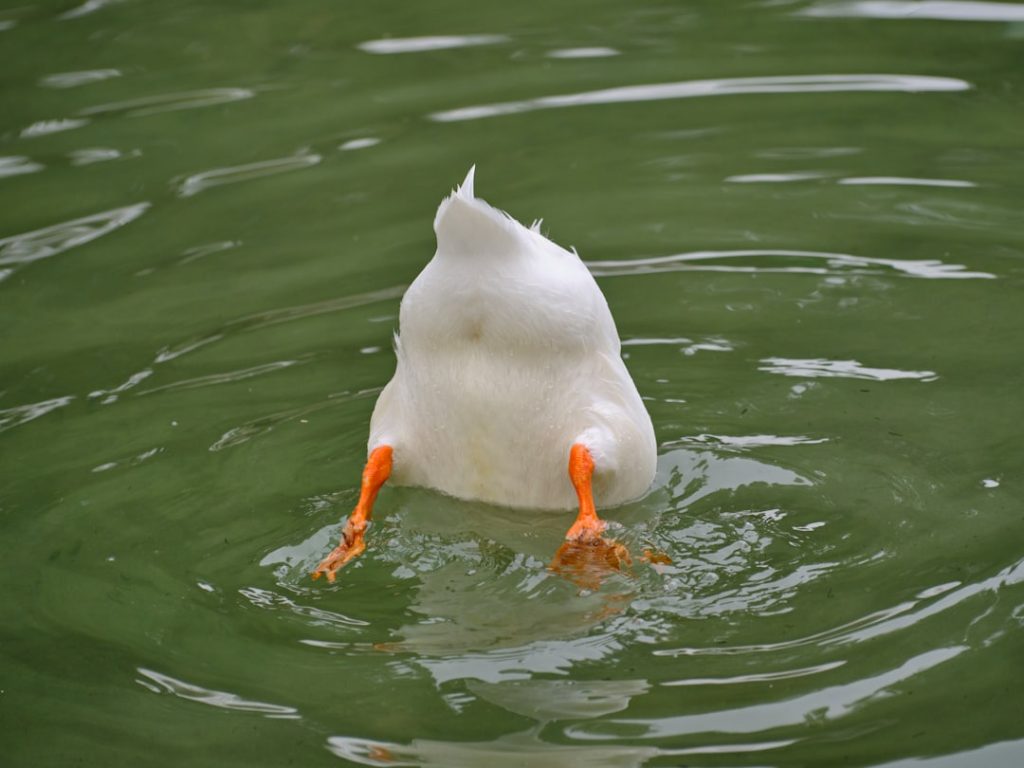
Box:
[369, 168, 656, 510]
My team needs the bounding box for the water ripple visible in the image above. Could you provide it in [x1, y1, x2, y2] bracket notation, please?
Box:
[663, 660, 847, 686]
[60, 0, 121, 20]
[358, 34, 508, 54]
[0, 202, 149, 268]
[136, 359, 305, 395]
[81, 87, 255, 118]
[239, 586, 369, 630]
[667, 433, 829, 449]
[0, 156, 44, 178]
[622, 335, 733, 355]
[547, 47, 621, 59]
[656, 556, 1024, 656]
[177, 153, 321, 198]
[0, 396, 74, 433]
[727, 171, 831, 183]
[135, 667, 299, 719]
[586, 248, 996, 280]
[68, 147, 134, 166]
[326, 730, 795, 766]
[468, 679, 649, 720]
[40, 68, 121, 88]
[798, 1, 1024, 22]
[339, 137, 381, 151]
[839, 175, 976, 187]
[567, 646, 967, 740]
[20, 118, 89, 138]
[208, 395, 356, 451]
[430, 74, 971, 122]
[759, 357, 938, 381]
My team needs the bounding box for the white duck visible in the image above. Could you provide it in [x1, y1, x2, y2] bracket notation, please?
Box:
[314, 167, 657, 583]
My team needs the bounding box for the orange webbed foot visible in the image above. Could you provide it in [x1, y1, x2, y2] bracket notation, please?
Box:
[550, 534, 632, 590]
[550, 443, 632, 589]
[550, 516, 632, 589]
[312, 521, 367, 583]
[312, 445, 392, 584]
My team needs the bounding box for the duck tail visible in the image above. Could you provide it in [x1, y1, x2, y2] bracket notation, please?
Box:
[433, 166, 529, 258]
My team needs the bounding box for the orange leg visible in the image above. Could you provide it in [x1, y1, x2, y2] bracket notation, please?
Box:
[564, 444, 605, 541]
[312, 445, 393, 583]
[551, 444, 631, 587]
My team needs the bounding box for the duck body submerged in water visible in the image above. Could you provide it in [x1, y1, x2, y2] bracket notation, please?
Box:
[314, 167, 656, 582]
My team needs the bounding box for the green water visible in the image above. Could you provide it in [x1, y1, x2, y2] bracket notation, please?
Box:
[2, 1, 1024, 765]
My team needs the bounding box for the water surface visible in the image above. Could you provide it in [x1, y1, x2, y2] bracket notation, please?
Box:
[2, 1, 1023, 766]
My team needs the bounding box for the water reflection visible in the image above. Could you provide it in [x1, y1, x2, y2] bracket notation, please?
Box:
[68, 147, 133, 166]
[758, 357, 939, 381]
[0, 156, 44, 178]
[656, 555, 1024, 656]
[838, 176, 976, 187]
[0, 395, 74, 433]
[20, 118, 89, 138]
[326, 729, 795, 767]
[568, 646, 967, 739]
[468, 678, 649, 720]
[358, 35, 508, 54]
[81, 88, 255, 118]
[798, 1, 1024, 22]
[586, 248, 995, 280]
[339, 137, 381, 151]
[726, 171, 831, 183]
[135, 667, 299, 719]
[40, 68, 121, 88]
[430, 74, 970, 122]
[177, 153, 321, 198]
[59, 0, 120, 20]
[0, 202, 149, 268]
[546, 47, 621, 58]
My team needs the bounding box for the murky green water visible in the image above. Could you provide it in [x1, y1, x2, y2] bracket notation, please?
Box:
[3, 1, 1024, 765]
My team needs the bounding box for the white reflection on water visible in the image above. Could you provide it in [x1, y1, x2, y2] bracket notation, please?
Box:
[430, 74, 970, 122]
[0, 202, 149, 266]
[69, 147, 133, 166]
[0, 396, 74, 433]
[358, 34, 508, 54]
[327, 729, 795, 767]
[468, 679, 649, 720]
[727, 171, 831, 183]
[177, 153, 321, 197]
[622, 335, 733, 355]
[40, 68, 121, 88]
[547, 47, 621, 58]
[135, 358, 305, 395]
[81, 87, 254, 117]
[0, 156, 44, 178]
[586, 248, 995, 280]
[759, 357, 938, 381]
[663, 660, 846, 686]
[798, 1, 1024, 22]
[20, 118, 89, 138]
[839, 176, 976, 187]
[656, 555, 1024, 656]
[667, 433, 829, 449]
[567, 646, 967, 739]
[239, 586, 369, 630]
[59, 0, 121, 20]
[339, 137, 381, 151]
[135, 667, 299, 719]
[875, 737, 1024, 768]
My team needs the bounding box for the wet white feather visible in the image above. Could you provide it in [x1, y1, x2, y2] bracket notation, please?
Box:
[369, 167, 656, 510]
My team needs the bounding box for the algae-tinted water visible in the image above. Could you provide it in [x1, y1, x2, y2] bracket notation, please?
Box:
[2, 1, 1023, 766]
